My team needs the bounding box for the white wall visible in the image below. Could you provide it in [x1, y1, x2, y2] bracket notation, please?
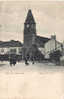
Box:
[44, 39, 62, 59]
[45, 39, 62, 54]
[45, 39, 55, 54]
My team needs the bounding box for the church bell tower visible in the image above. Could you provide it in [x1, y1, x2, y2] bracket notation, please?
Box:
[24, 9, 36, 48]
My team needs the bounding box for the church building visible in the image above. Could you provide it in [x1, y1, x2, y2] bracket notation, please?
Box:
[23, 9, 50, 60]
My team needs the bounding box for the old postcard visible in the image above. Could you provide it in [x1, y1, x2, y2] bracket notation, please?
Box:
[0, 0, 64, 99]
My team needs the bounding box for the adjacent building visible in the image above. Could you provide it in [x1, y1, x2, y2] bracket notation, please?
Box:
[45, 35, 63, 59]
[0, 40, 23, 55]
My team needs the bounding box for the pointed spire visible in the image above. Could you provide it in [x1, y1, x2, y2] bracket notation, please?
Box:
[25, 9, 35, 24]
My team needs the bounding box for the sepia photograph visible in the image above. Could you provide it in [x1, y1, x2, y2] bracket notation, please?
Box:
[0, 0, 64, 99]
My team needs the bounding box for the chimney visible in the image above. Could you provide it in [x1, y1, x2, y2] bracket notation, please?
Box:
[51, 35, 56, 40]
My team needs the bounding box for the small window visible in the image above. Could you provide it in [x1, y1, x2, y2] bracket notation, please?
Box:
[10, 49, 16, 54]
[1, 48, 4, 53]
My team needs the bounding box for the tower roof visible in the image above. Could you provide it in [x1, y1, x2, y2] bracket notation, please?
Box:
[25, 9, 36, 24]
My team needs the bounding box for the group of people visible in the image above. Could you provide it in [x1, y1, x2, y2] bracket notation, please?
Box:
[24, 56, 35, 65]
[9, 54, 17, 66]
[9, 54, 35, 66]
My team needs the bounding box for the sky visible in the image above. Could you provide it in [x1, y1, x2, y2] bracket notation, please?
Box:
[0, 1, 64, 43]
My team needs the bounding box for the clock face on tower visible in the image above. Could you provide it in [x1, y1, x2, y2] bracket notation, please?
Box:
[26, 24, 29, 28]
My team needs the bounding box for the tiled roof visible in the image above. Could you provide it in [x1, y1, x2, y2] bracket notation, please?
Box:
[36, 36, 50, 47]
[0, 40, 23, 48]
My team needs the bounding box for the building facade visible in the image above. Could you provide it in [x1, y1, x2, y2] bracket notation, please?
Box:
[44, 35, 62, 59]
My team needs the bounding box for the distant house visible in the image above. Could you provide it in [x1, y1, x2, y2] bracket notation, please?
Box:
[44, 35, 62, 59]
[0, 40, 23, 55]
